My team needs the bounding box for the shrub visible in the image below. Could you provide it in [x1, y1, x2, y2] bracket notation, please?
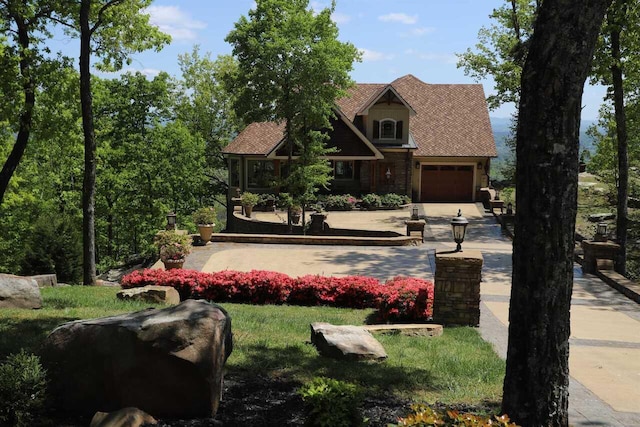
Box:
[380, 193, 407, 208]
[299, 377, 364, 427]
[192, 207, 217, 225]
[377, 277, 434, 322]
[324, 194, 356, 211]
[394, 404, 519, 426]
[361, 193, 382, 209]
[241, 192, 261, 208]
[0, 351, 48, 427]
[154, 231, 192, 261]
[122, 270, 435, 322]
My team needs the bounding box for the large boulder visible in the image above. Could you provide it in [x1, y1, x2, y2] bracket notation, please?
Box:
[310, 322, 387, 361]
[0, 274, 42, 309]
[116, 285, 180, 305]
[42, 299, 232, 418]
[90, 407, 157, 427]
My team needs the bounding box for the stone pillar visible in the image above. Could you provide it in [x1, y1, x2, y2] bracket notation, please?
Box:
[434, 250, 483, 326]
[581, 240, 621, 274]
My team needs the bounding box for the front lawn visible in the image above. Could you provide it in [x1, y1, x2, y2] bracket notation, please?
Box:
[0, 286, 505, 419]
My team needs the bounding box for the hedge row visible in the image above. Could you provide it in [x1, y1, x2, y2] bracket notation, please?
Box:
[121, 269, 434, 322]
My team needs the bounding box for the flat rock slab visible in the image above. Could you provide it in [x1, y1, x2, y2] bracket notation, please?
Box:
[363, 324, 443, 337]
[117, 285, 180, 305]
[90, 407, 157, 427]
[29, 274, 58, 287]
[310, 322, 387, 361]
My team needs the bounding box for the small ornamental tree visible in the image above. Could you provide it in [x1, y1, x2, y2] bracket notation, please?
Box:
[226, 0, 360, 230]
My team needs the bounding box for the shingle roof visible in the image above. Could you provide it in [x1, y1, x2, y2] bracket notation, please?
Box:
[223, 75, 497, 158]
[222, 121, 284, 155]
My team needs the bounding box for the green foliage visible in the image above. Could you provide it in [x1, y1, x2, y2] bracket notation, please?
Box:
[361, 193, 382, 209]
[226, 0, 360, 205]
[380, 193, 409, 208]
[193, 207, 217, 225]
[299, 377, 364, 427]
[321, 194, 356, 211]
[394, 404, 518, 427]
[20, 212, 83, 284]
[0, 351, 48, 427]
[154, 231, 192, 260]
[241, 191, 261, 208]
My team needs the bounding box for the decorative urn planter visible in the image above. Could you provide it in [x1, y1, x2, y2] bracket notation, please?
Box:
[197, 224, 214, 243]
[244, 204, 254, 218]
[163, 258, 185, 270]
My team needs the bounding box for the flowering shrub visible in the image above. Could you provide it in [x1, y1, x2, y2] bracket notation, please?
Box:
[322, 194, 357, 211]
[394, 404, 519, 426]
[121, 269, 434, 322]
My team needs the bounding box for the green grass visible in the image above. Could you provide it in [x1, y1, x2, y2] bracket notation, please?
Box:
[0, 286, 505, 406]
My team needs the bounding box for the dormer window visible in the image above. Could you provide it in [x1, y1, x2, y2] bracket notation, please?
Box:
[380, 119, 396, 139]
[373, 119, 403, 140]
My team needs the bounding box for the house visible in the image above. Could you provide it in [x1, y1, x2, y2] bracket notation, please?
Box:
[222, 74, 497, 202]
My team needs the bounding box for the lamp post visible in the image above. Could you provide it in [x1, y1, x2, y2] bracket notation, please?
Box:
[506, 203, 513, 215]
[451, 209, 469, 252]
[166, 211, 177, 230]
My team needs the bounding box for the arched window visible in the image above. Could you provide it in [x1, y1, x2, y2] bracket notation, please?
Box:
[380, 119, 396, 139]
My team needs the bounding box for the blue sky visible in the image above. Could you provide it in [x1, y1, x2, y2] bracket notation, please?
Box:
[77, 0, 605, 120]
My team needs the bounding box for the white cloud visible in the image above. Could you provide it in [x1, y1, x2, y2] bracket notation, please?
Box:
[360, 48, 394, 62]
[145, 5, 206, 41]
[410, 27, 435, 36]
[378, 13, 418, 25]
[332, 12, 351, 24]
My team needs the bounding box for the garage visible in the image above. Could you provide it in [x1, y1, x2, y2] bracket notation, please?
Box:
[420, 165, 474, 201]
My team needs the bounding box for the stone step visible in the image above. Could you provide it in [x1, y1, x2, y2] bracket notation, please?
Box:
[363, 323, 443, 337]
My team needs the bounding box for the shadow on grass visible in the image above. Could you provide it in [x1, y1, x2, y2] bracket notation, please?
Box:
[229, 342, 441, 396]
[0, 316, 75, 358]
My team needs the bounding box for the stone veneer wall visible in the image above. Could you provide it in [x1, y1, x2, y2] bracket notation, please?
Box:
[378, 152, 412, 195]
[433, 250, 483, 326]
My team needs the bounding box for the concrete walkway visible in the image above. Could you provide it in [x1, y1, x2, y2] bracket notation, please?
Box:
[172, 203, 640, 425]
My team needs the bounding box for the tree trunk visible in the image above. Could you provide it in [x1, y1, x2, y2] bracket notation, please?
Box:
[0, 14, 34, 205]
[610, 2, 628, 276]
[502, 1, 611, 426]
[80, 0, 97, 286]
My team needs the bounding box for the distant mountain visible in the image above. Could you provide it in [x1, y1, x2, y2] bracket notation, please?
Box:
[489, 116, 598, 162]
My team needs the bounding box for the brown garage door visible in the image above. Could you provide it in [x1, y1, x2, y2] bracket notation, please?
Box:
[420, 165, 473, 201]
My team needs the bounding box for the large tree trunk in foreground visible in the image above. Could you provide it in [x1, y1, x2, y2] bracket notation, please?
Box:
[80, 0, 97, 286]
[503, 1, 612, 426]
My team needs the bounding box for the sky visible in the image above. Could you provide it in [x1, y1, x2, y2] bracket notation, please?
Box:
[54, 0, 606, 120]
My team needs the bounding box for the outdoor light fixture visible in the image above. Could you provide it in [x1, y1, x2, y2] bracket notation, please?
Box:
[595, 222, 608, 242]
[494, 190, 500, 201]
[412, 205, 419, 220]
[477, 162, 483, 170]
[451, 209, 469, 252]
[506, 203, 513, 215]
[385, 167, 392, 181]
[415, 161, 420, 170]
[166, 211, 177, 230]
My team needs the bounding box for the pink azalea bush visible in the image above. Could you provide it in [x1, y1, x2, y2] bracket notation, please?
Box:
[121, 269, 434, 322]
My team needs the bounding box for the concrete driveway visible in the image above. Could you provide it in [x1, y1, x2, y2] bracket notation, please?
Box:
[184, 203, 640, 426]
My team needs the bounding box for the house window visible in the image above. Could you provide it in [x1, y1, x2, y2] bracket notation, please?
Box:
[373, 119, 403, 140]
[247, 160, 275, 189]
[229, 158, 240, 188]
[333, 161, 354, 180]
[380, 119, 396, 139]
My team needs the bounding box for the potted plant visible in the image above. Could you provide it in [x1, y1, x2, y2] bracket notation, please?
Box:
[155, 230, 192, 270]
[291, 204, 302, 224]
[192, 206, 216, 243]
[241, 192, 261, 218]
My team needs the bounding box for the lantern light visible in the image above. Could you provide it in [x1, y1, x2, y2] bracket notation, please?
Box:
[451, 209, 469, 252]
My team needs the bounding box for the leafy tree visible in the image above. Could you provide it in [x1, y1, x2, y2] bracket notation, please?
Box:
[176, 47, 241, 201]
[226, 0, 360, 228]
[589, 0, 640, 274]
[0, 1, 60, 204]
[504, 0, 611, 425]
[56, 0, 170, 285]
